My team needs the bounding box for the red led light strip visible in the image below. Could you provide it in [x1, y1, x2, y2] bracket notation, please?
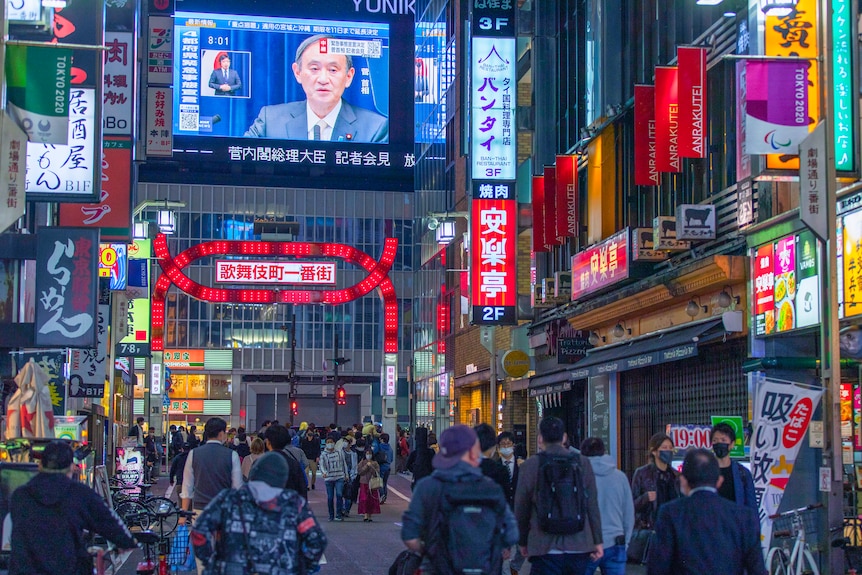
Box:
[151, 234, 399, 353]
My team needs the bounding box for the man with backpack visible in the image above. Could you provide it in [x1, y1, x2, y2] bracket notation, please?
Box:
[514, 417, 603, 575]
[401, 424, 518, 575]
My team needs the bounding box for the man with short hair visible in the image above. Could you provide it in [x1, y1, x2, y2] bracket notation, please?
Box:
[710, 422, 757, 510]
[301, 426, 322, 490]
[132, 416, 146, 447]
[207, 53, 242, 95]
[244, 34, 388, 142]
[646, 448, 766, 575]
[263, 424, 308, 498]
[514, 417, 603, 575]
[475, 423, 511, 496]
[180, 417, 243, 516]
[401, 425, 518, 575]
[10, 441, 137, 575]
[580, 437, 634, 575]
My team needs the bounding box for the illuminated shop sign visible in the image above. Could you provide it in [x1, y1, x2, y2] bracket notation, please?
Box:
[152, 235, 400, 353]
[752, 230, 820, 336]
[99, 243, 128, 290]
[470, 36, 516, 180]
[832, 0, 855, 172]
[470, 181, 518, 325]
[763, 0, 818, 171]
[570, 230, 629, 301]
[215, 260, 336, 285]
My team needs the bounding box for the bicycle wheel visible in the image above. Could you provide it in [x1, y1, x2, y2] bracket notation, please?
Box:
[800, 547, 820, 575]
[114, 500, 150, 532]
[145, 497, 179, 536]
[767, 547, 789, 575]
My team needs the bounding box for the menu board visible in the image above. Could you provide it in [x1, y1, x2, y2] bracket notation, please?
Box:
[753, 230, 820, 336]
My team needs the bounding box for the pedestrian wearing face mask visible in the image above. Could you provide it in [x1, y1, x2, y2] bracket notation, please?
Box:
[710, 422, 757, 510]
[357, 447, 382, 522]
[319, 433, 348, 522]
[628, 433, 680, 565]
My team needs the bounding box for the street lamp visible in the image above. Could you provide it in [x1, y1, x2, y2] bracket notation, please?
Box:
[133, 200, 186, 237]
[760, 0, 796, 16]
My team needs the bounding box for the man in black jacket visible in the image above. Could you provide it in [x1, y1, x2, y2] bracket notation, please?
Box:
[405, 426, 434, 490]
[475, 423, 511, 496]
[10, 441, 137, 575]
[264, 424, 308, 499]
[300, 426, 322, 490]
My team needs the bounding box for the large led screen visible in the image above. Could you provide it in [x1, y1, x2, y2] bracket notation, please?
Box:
[165, 2, 414, 190]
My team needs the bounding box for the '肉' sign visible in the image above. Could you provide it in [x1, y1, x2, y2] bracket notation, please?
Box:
[666, 424, 713, 450]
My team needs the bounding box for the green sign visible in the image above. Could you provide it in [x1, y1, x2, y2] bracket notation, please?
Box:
[711, 415, 745, 458]
[832, 0, 855, 172]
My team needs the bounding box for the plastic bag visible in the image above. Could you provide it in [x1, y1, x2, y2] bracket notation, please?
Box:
[169, 524, 196, 571]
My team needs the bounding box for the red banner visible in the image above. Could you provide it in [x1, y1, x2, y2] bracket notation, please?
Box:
[654, 66, 680, 172]
[677, 47, 707, 158]
[59, 139, 132, 241]
[531, 175, 547, 252]
[543, 166, 559, 247]
[471, 196, 518, 325]
[634, 85, 659, 186]
[555, 155, 578, 240]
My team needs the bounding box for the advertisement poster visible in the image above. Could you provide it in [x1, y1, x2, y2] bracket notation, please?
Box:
[751, 376, 823, 551]
[115, 446, 145, 486]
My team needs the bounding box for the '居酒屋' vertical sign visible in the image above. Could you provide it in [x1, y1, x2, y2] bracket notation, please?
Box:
[654, 66, 680, 173]
[634, 85, 659, 186]
[471, 181, 518, 325]
[677, 47, 707, 158]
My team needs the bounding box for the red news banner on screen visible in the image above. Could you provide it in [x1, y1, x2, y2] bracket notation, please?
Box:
[471, 181, 517, 325]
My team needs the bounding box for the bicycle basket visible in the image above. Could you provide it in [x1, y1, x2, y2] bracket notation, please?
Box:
[771, 506, 824, 551]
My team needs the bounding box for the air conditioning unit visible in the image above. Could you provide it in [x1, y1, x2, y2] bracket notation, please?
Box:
[541, 278, 556, 304]
[554, 272, 572, 299]
[532, 284, 553, 308]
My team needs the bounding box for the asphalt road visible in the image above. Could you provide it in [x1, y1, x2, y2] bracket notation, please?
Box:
[114, 469, 644, 575]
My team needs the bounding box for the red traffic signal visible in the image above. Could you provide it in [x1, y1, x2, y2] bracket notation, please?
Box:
[337, 386, 346, 406]
[291, 400, 298, 416]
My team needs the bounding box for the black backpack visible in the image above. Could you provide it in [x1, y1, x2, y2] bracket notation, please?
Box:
[535, 452, 587, 534]
[235, 441, 250, 459]
[426, 476, 507, 575]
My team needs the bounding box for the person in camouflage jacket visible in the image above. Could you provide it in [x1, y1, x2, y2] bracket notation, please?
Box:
[192, 452, 327, 575]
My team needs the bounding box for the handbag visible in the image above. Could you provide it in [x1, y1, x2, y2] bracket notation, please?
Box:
[626, 528, 655, 564]
[369, 472, 383, 491]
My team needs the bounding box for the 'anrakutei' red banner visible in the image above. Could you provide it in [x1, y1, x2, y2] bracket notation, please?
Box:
[555, 155, 578, 240]
[655, 66, 680, 172]
[543, 166, 560, 247]
[677, 47, 707, 158]
[634, 85, 659, 186]
[532, 175, 547, 252]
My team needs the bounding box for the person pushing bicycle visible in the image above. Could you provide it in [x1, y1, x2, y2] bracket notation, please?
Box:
[9, 441, 138, 575]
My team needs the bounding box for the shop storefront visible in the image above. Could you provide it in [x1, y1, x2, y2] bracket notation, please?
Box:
[134, 349, 235, 431]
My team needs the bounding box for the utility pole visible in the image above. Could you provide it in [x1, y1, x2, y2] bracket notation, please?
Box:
[333, 332, 339, 426]
[288, 307, 297, 426]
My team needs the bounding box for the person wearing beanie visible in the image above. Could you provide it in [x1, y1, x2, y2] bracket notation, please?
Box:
[10, 441, 138, 575]
[192, 451, 328, 575]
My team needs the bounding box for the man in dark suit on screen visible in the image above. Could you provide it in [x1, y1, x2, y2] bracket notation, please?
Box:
[244, 34, 388, 143]
[646, 448, 767, 575]
[208, 54, 242, 96]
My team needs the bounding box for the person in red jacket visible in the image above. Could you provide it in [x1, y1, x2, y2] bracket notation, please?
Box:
[396, 430, 410, 473]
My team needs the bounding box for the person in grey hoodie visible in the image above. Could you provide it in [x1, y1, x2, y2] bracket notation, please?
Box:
[580, 437, 634, 575]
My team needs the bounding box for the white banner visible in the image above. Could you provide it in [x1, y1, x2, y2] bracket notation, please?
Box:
[69, 304, 109, 397]
[25, 88, 97, 197]
[751, 374, 823, 552]
[104, 32, 134, 136]
[146, 87, 173, 157]
[0, 111, 27, 233]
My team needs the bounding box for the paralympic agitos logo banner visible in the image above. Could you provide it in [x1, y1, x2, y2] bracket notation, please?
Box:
[743, 59, 811, 155]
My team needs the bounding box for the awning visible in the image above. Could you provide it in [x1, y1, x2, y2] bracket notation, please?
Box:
[454, 368, 490, 388]
[528, 369, 574, 391]
[568, 318, 726, 378]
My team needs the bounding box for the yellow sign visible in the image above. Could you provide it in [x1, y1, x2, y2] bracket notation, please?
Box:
[844, 211, 862, 317]
[501, 350, 530, 378]
[764, 0, 818, 171]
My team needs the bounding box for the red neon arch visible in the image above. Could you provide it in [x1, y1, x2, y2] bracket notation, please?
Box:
[150, 234, 399, 353]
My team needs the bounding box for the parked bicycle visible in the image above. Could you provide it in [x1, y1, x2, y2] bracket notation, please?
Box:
[109, 478, 175, 532]
[125, 499, 195, 575]
[766, 503, 822, 575]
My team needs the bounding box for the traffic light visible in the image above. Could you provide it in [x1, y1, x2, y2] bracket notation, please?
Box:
[337, 386, 346, 406]
[291, 399, 298, 416]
